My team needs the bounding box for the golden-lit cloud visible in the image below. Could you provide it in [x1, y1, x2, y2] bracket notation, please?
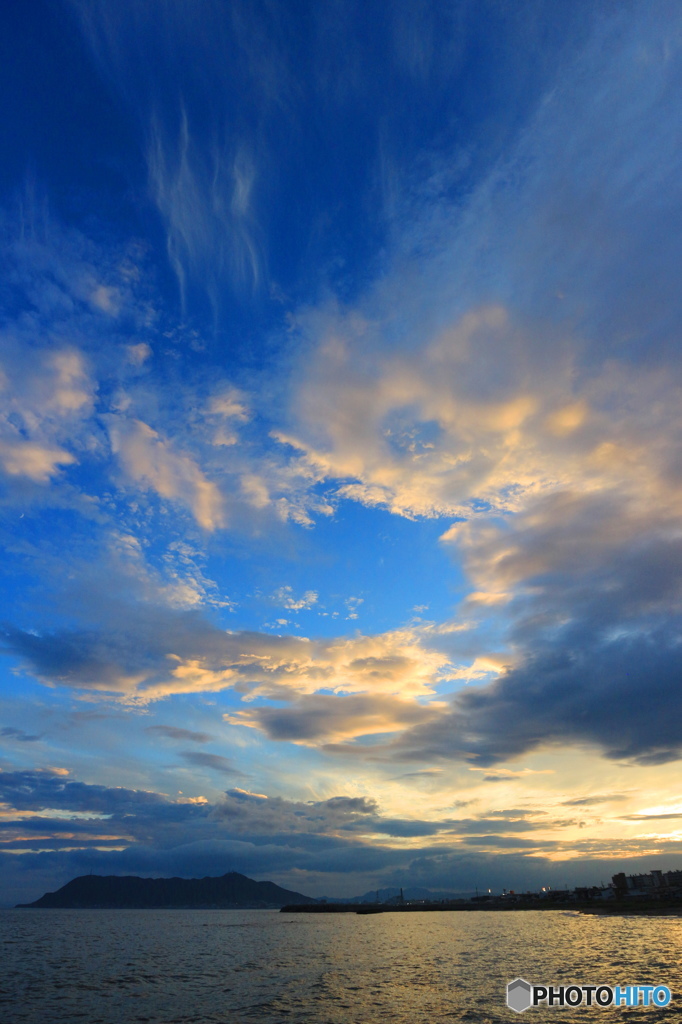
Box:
[108, 418, 225, 530]
[0, 346, 95, 482]
[0, 440, 76, 482]
[157, 625, 452, 702]
[278, 306, 682, 531]
[224, 692, 444, 745]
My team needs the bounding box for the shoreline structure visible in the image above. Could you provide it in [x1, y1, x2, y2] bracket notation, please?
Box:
[283, 869, 682, 915]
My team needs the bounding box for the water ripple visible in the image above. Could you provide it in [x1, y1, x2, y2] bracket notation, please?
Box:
[1, 908, 680, 1023]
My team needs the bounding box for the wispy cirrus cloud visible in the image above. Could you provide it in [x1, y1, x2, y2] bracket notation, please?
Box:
[70, 0, 282, 310]
[148, 114, 263, 309]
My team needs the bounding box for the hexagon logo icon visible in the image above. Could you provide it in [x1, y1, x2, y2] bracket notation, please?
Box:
[507, 977, 532, 1013]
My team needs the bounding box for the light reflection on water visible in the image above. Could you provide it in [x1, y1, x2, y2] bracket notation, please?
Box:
[1, 908, 681, 1023]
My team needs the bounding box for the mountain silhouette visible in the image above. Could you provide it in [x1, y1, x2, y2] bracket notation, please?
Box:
[16, 871, 317, 909]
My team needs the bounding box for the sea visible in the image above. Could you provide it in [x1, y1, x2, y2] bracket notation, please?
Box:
[1, 908, 681, 1023]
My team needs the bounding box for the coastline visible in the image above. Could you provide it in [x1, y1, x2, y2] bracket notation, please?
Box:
[281, 900, 682, 916]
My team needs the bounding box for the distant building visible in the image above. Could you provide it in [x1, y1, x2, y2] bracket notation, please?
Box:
[574, 885, 613, 901]
[611, 869, 682, 897]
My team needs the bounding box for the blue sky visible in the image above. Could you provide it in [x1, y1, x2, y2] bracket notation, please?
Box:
[3, 0, 682, 905]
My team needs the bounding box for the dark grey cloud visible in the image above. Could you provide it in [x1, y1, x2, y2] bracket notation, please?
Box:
[337, 813, 558, 839]
[1, 836, 132, 852]
[0, 595, 271, 698]
[391, 627, 682, 767]
[562, 794, 628, 807]
[0, 816, 138, 855]
[0, 816, 128, 835]
[457, 835, 556, 849]
[620, 813, 682, 821]
[1, 726, 41, 742]
[179, 751, 245, 776]
[344, 818, 442, 838]
[1, 771, 473, 861]
[213, 790, 382, 835]
[471, 492, 682, 646]
[0, 624, 158, 693]
[391, 769, 445, 779]
[323, 796, 376, 813]
[0, 770, 218, 863]
[0, 615, 274, 696]
[146, 725, 214, 743]
[0, 769, 169, 814]
[384, 484, 682, 769]
[214, 789, 561, 842]
[226, 692, 439, 744]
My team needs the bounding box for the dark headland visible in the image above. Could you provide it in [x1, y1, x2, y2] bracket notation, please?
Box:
[16, 871, 317, 909]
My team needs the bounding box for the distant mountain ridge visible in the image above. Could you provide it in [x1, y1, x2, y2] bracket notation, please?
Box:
[16, 871, 318, 909]
[327, 886, 470, 904]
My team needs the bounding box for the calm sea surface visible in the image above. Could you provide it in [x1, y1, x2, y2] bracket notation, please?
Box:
[1, 908, 681, 1023]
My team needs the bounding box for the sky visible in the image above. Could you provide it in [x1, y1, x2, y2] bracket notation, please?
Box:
[2, 0, 682, 906]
